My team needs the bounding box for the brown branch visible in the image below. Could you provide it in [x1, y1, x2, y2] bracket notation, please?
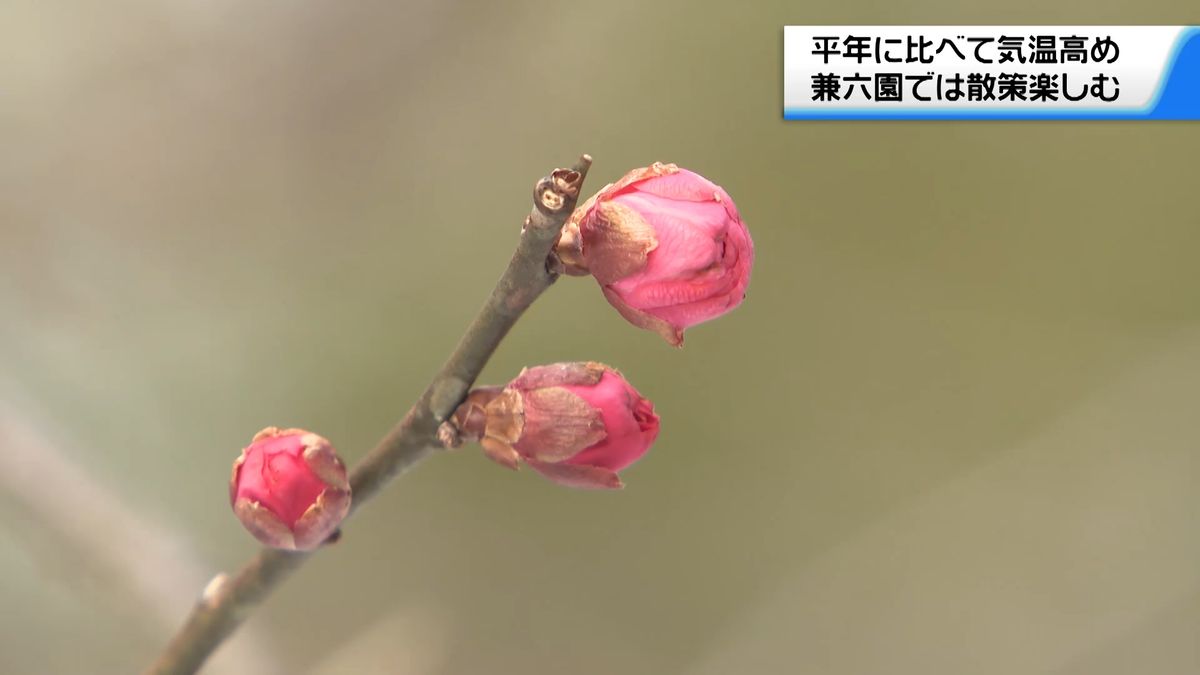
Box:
[144, 154, 592, 675]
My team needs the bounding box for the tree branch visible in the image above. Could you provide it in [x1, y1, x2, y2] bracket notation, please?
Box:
[144, 154, 592, 675]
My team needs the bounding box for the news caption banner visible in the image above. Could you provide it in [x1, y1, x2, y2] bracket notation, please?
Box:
[783, 26, 1200, 120]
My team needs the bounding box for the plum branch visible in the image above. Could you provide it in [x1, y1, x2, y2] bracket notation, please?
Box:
[144, 154, 592, 675]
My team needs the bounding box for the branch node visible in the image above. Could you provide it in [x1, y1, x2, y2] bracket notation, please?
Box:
[201, 574, 228, 607]
[436, 421, 461, 449]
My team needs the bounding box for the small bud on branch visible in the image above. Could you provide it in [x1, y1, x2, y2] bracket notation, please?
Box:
[450, 362, 659, 489]
[230, 428, 351, 551]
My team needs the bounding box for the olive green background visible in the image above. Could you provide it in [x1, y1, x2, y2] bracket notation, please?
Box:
[2, 2, 1198, 674]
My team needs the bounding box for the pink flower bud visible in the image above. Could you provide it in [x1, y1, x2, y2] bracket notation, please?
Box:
[557, 162, 754, 345]
[229, 427, 351, 551]
[450, 362, 660, 489]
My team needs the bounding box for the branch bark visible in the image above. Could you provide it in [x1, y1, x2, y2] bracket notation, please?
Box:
[144, 154, 592, 675]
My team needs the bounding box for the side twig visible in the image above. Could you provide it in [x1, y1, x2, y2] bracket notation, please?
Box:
[144, 154, 592, 675]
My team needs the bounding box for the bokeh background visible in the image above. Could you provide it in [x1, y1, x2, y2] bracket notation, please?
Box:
[2, 2, 1198, 674]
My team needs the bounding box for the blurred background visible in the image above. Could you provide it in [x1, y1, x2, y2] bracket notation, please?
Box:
[2, 1, 1198, 674]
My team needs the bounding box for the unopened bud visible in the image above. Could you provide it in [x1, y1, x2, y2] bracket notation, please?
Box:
[229, 427, 351, 551]
[451, 362, 660, 489]
[557, 162, 754, 346]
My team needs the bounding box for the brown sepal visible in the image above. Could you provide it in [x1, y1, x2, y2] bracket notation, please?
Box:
[601, 162, 680, 197]
[525, 459, 624, 490]
[554, 222, 590, 276]
[600, 286, 684, 346]
[517, 386, 607, 462]
[481, 437, 520, 470]
[233, 498, 296, 550]
[581, 201, 658, 286]
[509, 362, 607, 390]
[301, 434, 350, 492]
[448, 386, 506, 444]
[290, 488, 351, 551]
[481, 388, 525, 446]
